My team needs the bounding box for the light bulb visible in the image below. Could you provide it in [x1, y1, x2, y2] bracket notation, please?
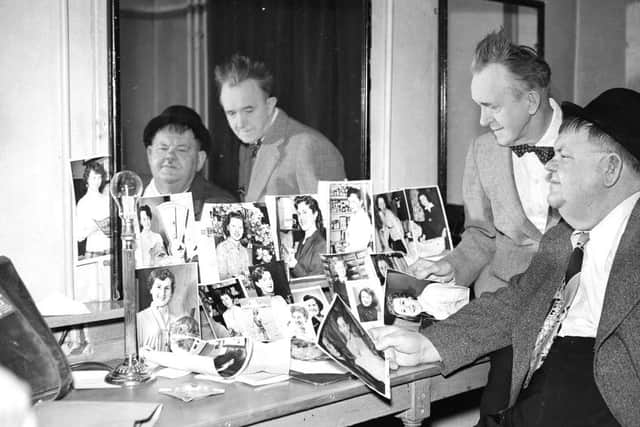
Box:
[110, 171, 143, 221]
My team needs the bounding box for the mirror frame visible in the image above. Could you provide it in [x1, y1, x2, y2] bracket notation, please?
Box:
[437, 0, 545, 202]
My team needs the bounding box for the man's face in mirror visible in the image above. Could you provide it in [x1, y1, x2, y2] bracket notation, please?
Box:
[146, 127, 206, 193]
[219, 78, 277, 144]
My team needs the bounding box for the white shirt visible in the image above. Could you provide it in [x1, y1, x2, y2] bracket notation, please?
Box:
[512, 98, 562, 233]
[560, 191, 640, 337]
[143, 179, 161, 197]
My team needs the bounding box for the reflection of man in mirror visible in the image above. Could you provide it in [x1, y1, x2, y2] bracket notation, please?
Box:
[410, 29, 561, 420]
[214, 54, 346, 202]
[142, 105, 237, 220]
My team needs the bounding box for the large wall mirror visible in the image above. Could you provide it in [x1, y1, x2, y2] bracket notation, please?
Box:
[438, 0, 544, 205]
[117, 0, 371, 196]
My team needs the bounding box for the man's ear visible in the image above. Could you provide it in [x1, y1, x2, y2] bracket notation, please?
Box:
[266, 96, 277, 114]
[527, 90, 541, 115]
[196, 150, 207, 172]
[602, 153, 623, 187]
[146, 145, 153, 161]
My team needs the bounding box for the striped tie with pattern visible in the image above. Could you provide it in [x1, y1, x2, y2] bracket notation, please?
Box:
[523, 231, 590, 388]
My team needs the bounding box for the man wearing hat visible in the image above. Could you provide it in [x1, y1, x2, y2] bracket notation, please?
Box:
[372, 88, 640, 426]
[143, 105, 237, 220]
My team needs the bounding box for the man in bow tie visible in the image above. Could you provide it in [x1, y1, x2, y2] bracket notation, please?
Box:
[411, 29, 562, 422]
[373, 87, 640, 427]
[215, 54, 346, 202]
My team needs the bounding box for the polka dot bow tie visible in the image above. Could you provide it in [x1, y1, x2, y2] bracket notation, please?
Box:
[511, 145, 555, 164]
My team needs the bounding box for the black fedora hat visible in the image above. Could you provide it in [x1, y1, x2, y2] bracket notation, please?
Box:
[561, 88, 640, 161]
[143, 105, 211, 154]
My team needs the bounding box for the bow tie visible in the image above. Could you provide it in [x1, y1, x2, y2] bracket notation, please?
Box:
[511, 144, 554, 164]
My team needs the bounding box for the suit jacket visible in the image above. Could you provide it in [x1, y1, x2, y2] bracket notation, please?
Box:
[189, 174, 238, 221]
[425, 202, 640, 426]
[239, 109, 345, 202]
[291, 229, 326, 278]
[443, 132, 560, 295]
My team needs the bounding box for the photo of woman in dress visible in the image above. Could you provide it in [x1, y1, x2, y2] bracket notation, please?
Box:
[216, 210, 251, 281]
[75, 159, 111, 258]
[344, 186, 373, 252]
[137, 268, 179, 351]
[285, 195, 326, 278]
[374, 194, 407, 254]
[137, 204, 167, 267]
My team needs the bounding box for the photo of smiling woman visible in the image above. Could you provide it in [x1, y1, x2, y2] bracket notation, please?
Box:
[216, 210, 251, 281]
[285, 195, 327, 278]
[137, 268, 179, 351]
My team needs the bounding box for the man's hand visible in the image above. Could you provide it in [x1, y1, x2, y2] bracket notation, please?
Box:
[410, 258, 455, 283]
[369, 326, 442, 370]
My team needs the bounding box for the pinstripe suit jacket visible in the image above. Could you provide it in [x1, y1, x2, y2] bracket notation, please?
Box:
[425, 203, 640, 426]
[444, 132, 560, 295]
[239, 109, 345, 202]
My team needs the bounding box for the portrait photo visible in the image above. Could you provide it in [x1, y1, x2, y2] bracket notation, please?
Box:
[347, 279, 384, 326]
[373, 191, 410, 255]
[198, 278, 247, 338]
[317, 295, 390, 399]
[404, 186, 453, 258]
[136, 192, 197, 266]
[318, 180, 374, 254]
[198, 202, 275, 285]
[134, 263, 199, 351]
[267, 194, 328, 279]
[238, 296, 289, 343]
[249, 260, 292, 302]
[370, 251, 410, 285]
[290, 283, 329, 333]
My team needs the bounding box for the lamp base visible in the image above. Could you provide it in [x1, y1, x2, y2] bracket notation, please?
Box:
[105, 353, 154, 387]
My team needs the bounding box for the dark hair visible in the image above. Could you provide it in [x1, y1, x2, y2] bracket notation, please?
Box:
[560, 116, 640, 174]
[375, 195, 391, 211]
[346, 186, 362, 201]
[251, 266, 267, 286]
[472, 29, 551, 93]
[142, 105, 211, 154]
[214, 53, 274, 97]
[138, 205, 152, 231]
[358, 288, 378, 307]
[302, 294, 324, 312]
[223, 211, 245, 238]
[294, 195, 325, 235]
[147, 268, 175, 293]
[83, 160, 107, 193]
[386, 292, 422, 322]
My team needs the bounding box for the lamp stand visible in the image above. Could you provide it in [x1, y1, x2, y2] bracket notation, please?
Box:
[105, 220, 153, 386]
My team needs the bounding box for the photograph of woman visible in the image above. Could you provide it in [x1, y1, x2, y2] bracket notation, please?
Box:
[406, 187, 452, 252]
[285, 195, 327, 278]
[344, 186, 373, 252]
[302, 293, 325, 332]
[137, 268, 179, 351]
[317, 296, 389, 398]
[355, 287, 380, 322]
[250, 262, 292, 302]
[374, 193, 407, 254]
[75, 159, 111, 258]
[137, 204, 167, 267]
[220, 290, 244, 335]
[216, 210, 251, 281]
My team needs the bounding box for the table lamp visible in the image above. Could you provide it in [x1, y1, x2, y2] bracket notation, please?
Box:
[105, 170, 153, 386]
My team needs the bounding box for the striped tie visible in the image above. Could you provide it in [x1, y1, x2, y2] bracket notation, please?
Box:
[523, 231, 590, 388]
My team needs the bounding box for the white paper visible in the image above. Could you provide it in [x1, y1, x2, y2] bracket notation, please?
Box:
[71, 371, 120, 389]
[37, 293, 90, 316]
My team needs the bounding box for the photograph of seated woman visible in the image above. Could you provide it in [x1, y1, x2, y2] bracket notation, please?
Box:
[137, 205, 167, 267]
[303, 294, 325, 332]
[137, 268, 180, 351]
[374, 194, 407, 254]
[285, 195, 326, 278]
[356, 287, 379, 322]
[76, 159, 111, 258]
[219, 290, 244, 335]
[216, 210, 251, 281]
[344, 187, 372, 252]
[413, 189, 450, 249]
[318, 302, 386, 395]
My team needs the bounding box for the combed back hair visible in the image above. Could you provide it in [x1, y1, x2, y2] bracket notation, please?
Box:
[214, 53, 274, 97]
[472, 29, 551, 93]
[560, 116, 640, 175]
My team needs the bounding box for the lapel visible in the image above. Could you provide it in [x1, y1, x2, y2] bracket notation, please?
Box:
[247, 109, 289, 201]
[596, 199, 640, 347]
[485, 140, 544, 240]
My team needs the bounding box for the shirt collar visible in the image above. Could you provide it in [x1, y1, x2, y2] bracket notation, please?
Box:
[581, 191, 640, 251]
[258, 108, 279, 144]
[144, 179, 161, 197]
[535, 98, 562, 148]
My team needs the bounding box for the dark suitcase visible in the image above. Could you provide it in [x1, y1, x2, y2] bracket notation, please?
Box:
[0, 256, 73, 402]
